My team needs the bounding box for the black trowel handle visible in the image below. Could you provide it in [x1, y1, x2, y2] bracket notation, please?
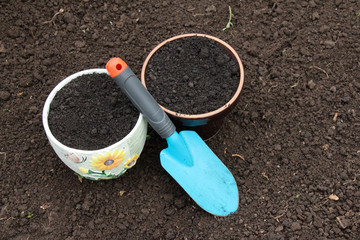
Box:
[106, 57, 176, 139]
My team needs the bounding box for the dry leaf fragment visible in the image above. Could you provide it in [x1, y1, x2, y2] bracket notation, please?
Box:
[329, 194, 339, 201]
[119, 190, 126, 196]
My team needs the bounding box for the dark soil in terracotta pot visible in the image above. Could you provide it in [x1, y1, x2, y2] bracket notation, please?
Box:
[145, 36, 240, 115]
[48, 73, 139, 150]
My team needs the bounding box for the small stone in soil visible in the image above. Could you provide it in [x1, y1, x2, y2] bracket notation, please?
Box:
[291, 222, 301, 231]
[164, 97, 171, 104]
[324, 40, 336, 48]
[91, 128, 97, 135]
[275, 225, 283, 232]
[216, 54, 228, 66]
[74, 40, 86, 48]
[200, 47, 209, 58]
[149, 73, 156, 81]
[174, 198, 186, 208]
[307, 80, 316, 89]
[0, 91, 10, 100]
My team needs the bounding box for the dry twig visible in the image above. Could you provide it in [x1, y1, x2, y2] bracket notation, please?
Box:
[272, 203, 289, 222]
[42, 8, 64, 26]
[309, 65, 329, 79]
[232, 153, 245, 161]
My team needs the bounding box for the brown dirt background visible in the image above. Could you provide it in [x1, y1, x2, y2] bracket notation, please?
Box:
[1, 0, 359, 239]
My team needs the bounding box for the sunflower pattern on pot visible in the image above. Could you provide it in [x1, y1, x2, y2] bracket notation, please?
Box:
[73, 149, 141, 180]
[124, 154, 139, 169]
[91, 149, 126, 171]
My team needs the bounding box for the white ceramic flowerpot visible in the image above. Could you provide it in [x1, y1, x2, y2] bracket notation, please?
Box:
[42, 69, 148, 180]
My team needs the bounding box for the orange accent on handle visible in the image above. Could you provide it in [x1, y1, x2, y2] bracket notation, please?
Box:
[106, 57, 128, 78]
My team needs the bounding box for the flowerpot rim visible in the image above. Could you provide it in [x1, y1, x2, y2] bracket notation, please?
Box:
[42, 68, 146, 154]
[141, 33, 245, 119]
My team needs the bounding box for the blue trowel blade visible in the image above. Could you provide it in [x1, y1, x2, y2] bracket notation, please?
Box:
[160, 131, 239, 216]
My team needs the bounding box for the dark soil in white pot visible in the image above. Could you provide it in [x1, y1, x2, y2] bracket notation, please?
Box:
[48, 73, 139, 150]
[145, 36, 240, 114]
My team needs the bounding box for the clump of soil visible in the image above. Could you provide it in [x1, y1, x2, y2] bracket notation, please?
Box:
[48, 73, 139, 150]
[145, 36, 240, 115]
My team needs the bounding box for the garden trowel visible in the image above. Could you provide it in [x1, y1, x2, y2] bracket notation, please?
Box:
[106, 57, 238, 216]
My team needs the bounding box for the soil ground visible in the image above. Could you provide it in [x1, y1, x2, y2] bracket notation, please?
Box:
[1, 0, 359, 239]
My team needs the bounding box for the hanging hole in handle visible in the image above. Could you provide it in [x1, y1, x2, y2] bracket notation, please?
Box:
[116, 64, 122, 71]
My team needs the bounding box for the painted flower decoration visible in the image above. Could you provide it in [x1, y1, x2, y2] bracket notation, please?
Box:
[91, 149, 126, 171]
[79, 168, 89, 174]
[124, 154, 139, 169]
[65, 153, 88, 163]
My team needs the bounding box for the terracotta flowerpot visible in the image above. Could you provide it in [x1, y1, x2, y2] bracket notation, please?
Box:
[141, 33, 244, 139]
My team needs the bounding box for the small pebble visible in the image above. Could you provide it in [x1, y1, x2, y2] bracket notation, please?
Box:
[275, 225, 283, 232]
[140, 208, 150, 215]
[330, 86, 337, 92]
[0, 91, 10, 101]
[291, 222, 301, 231]
[340, 171, 348, 180]
[313, 218, 323, 228]
[74, 41, 86, 48]
[309, 0, 317, 7]
[312, 12, 320, 20]
[251, 112, 259, 119]
[319, 25, 330, 33]
[188, 82, 194, 88]
[341, 96, 351, 103]
[29, 106, 39, 114]
[100, 128, 108, 135]
[164, 97, 171, 104]
[307, 80, 316, 89]
[324, 40, 336, 48]
[91, 128, 97, 135]
[149, 73, 157, 81]
[334, 0, 342, 7]
[216, 55, 226, 66]
[118, 223, 126, 230]
[174, 198, 185, 208]
[200, 48, 209, 58]
[205, 5, 216, 13]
